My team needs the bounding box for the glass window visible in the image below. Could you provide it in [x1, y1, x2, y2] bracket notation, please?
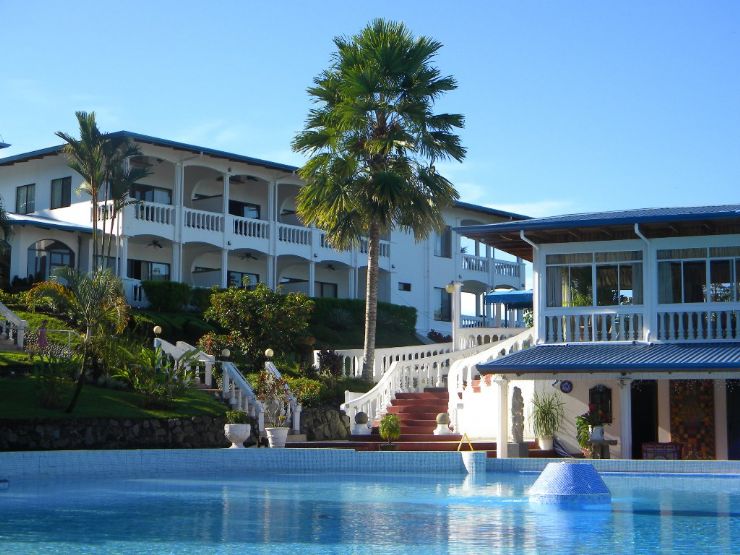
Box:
[229, 200, 261, 219]
[132, 185, 172, 205]
[657, 248, 706, 260]
[433, 287, 451, 321]
[683, 261, 706, 303]
[434, 227, 452, 258]
[546, 253, 593, 265]
[658, 261, 683, 304]
[228, 271, 259, 288]
[51, 177, 72, 209]
[710, 259, 734, 302]
[594, 251, 643, 263]
[16, 184, 35, 214]
[317, 281, 338, 298]
[398, 282, 411, 291]
[127, 259, 170, 281]
[596, 263, 643, 306]
[589, 385, 613, 424]
[596, 265, 618, 306]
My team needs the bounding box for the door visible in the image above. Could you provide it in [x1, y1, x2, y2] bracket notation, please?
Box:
[631, 380, 658, 459]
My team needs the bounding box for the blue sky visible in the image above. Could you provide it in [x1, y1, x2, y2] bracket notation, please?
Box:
[1, 1, 738, 218]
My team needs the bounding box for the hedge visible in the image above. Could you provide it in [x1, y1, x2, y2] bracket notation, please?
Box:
[141, 281, 192, 312]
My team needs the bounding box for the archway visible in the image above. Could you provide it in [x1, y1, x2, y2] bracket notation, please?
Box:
[27, 239, 75, 281]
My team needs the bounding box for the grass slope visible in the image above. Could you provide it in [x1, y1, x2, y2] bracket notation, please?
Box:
[0, 377, 227, 420]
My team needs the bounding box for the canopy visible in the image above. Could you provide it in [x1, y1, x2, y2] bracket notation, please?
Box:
[484, 290, 533, 309]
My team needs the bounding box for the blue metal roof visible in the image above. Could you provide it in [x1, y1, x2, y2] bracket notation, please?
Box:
[478, 342, 740, 374]
[458, 204, 740, 235]
[484, 290, 533, 307]
[452, 200, 528, 221]
[8, 213, 92, 234]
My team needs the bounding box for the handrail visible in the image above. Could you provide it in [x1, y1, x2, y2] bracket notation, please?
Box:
[446, 327, 535, 433]
[340, 340, 500, 424]
[0, 301, 27, 347]
[265, 361, 301, 433]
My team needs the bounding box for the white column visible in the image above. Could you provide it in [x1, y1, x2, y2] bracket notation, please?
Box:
[266, 254, 275, 289]
[172, 242, 182, 282]
[657, 379, 671, 443]
[308, 261, 315, 297]
[119, 236, 129, 279]
[619, 379, 633, 459]
[714, 379, 728, 460]
[348, 268, 356, 299]
[496, 377, 509, 458]
[222, 173, 231, 252]
[449, 281, 462, 351]
[222, 173, 230, 214]
[220, 248, 229, 289]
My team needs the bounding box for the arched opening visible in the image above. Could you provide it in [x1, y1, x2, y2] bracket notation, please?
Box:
[27, 239, 75, 281]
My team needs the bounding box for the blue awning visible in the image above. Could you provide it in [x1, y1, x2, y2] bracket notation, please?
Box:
[484, 290, 533, 308]
[8, 213, 92, 234]
[478, 342, 740, 374]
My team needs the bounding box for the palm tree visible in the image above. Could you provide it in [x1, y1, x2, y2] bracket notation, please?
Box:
[56, 112, 106, 267]
[292, 19, 465, 379]
[28, 267, 129, 413]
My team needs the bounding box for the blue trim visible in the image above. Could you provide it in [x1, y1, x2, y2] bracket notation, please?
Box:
[8, 214, 92, 234]
[484, 290, 533, 306]
[452, 200, 529, 221]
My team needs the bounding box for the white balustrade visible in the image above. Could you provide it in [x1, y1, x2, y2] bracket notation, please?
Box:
[457, 327, 526, 350]
[447, 328, 535, 433]
[184, 207, 223, 232]
[359, 237, 391, 258]
[134, 201, 175, 225]
[278, 223, 311, 245]
[657, 306, 740, 341]
[0, 301, 27, 347]
[494, 260, 521, 277]
[461, 254, 488, 273]
[340, 338, 513, 424]
[544, 308, 644, 343]
[123, 278, 148, 308]
[232, 216, 269, 239]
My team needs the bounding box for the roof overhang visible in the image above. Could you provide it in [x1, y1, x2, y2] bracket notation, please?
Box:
[8, 213, 92, 234]
[477, 342, 740, 380]
[456, 205, 740, 262]
[484, 290, 533, 308]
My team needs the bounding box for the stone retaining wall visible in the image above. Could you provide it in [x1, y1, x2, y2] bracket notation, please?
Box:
[0, 416, 228, 451]
[300, 407, 350, 440]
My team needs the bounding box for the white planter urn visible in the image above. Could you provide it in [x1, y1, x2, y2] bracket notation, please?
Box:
[224, 423, 251, 448]
[538, 437, 554, 451]
[266, 426, 290, 448]
[590, 425, 605, 441]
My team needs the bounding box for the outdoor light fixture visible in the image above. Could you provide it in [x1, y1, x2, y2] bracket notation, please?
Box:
[264, 348, 274, 359]
[445, 282, 456, 294]
[153, 325, 162, 336]
[221, 348, 231, 359]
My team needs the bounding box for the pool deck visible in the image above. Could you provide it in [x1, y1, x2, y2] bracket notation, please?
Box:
[1, 449, 739, 482]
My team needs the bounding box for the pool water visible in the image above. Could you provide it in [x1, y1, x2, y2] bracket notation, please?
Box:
[0, 472, 738, 553]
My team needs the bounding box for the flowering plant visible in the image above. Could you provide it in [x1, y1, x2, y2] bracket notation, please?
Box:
[254, 369, 291, 428]
[580, 403, 606, 427]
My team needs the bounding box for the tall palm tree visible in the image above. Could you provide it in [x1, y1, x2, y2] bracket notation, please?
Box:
[56, 112, 106, 267]
[28, 268, 129, 413]
[293, 19, 466, 379]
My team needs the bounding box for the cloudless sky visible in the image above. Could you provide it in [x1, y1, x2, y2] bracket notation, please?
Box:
[1, 1, 739, 219]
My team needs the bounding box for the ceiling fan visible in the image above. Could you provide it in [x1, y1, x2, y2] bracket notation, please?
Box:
[241, 252, 259, 261]
[146, 240, 163, 249]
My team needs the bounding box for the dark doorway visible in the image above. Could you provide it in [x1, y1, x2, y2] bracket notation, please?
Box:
[728, 380, 740, 460]
[631, 380, 658, 459]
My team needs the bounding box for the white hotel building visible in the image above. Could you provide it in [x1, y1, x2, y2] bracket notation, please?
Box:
[0, 132, 526, 333]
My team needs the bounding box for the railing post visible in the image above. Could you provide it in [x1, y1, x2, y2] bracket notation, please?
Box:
[293, 404, 302, 433]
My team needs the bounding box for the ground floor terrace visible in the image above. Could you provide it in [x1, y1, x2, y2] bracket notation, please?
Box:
[475, 342, 740, 460]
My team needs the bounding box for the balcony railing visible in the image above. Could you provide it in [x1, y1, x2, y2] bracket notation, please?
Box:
[232, 215, 269, 239]
[184, 207, 223, 233]
[359, 237, 391, 258]
[544, 307, 644, 343]
[135, 201, 174, 225]
[278, 222, 311, 246]
[461, 254, 488, 272]
[657, 305, 740, 341]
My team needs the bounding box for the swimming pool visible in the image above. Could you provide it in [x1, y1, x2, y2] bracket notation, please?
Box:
[1, 471, 738, 553]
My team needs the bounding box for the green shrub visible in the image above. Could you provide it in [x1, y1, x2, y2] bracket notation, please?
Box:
[316, 349, 343, 378]
[379, 413, 401, 444]
[225, 410, 249, 424]
[141, 281, 191, 312]
[190, 287, 216, 312]
[285, 376, 325, 408]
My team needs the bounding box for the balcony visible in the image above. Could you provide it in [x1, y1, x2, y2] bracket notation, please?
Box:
[543, 307, 645, 343]
[656, 304, 740, 341]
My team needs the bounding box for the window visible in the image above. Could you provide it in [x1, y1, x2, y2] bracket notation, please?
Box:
[589, 385, 612, 424]
[132, 184, 172, 205]
[546, 251, 643, 307]
[16, 184, 35, 214]
[229, 200, 261, 219]
[317, 281, 338, 298]
[228, 271, 259, 288]
[433, 287, 451, 321]
[656, 247, 740, 304]
[27, 240, 74, 281]
[434, 226, 452, 258]
[398, 282, 411, 292]
[51, 177, 72, 209]
[127, 259, 170, 281]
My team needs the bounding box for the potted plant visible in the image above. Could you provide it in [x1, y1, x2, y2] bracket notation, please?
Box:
[224, 410, 251, 448]
[531, 391, 565, 451]
[378, 413, 401, 451]
[255, 369, 291, 448]
[576, 403, 607, 457]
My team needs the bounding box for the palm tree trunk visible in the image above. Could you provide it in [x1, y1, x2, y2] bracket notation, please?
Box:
[362, 222, 381, 381]
[91, 189, 99, 269]
[65, 342, 87, 413]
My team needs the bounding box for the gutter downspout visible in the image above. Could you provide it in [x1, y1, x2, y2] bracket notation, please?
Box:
[634, 224, 652, 341]
[520, 231, 541, 342]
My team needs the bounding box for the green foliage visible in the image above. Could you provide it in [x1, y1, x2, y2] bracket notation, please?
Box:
[530, 391, 566, 439]
[189, 287, 214, 312]
[285, 376, 324, 408]
[225, 410, 249, 424]
[129, 310, 217, 345]
[32, 352, 77, 409]
[575, 415, 591, 449]
[523, 309, 534, 328]
[114, 346, 195, 408]
[379, 413, 401, 444]
[316, 349, 344, 378]
[204, 284, 314, 368]
[141, 281, 192, 312]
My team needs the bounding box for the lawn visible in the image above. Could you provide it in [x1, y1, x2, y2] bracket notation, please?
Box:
[0, 377, 227, 420]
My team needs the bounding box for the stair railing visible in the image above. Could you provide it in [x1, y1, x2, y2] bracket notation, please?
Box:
[340, 340, 502, 424]
[0, 301, 27, 347]
[264, 361, 301, 434]
[446, 328, 535, 433]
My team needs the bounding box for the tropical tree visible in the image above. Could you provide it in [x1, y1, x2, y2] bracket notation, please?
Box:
[56, 112, 148, 269]
[292, 19, 466, 379]
[27, 268, 129, 413]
